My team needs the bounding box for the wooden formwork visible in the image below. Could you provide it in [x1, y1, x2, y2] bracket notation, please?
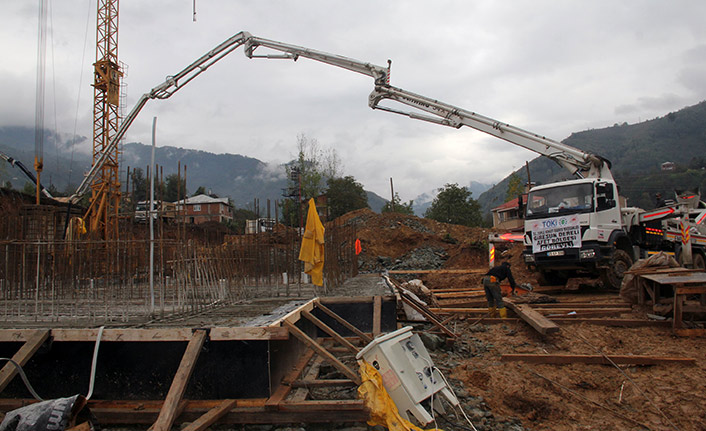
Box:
[0, 296, 397, 427]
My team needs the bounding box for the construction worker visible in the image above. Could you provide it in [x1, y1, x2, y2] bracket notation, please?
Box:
[482, 261, 517, 318]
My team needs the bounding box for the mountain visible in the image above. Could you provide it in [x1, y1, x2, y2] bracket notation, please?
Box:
[0, 126, 389, 212]
[477, 100, 706, 214]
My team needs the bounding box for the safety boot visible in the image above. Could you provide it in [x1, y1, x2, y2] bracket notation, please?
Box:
[488, 306, 497, 317]
[498, 307, 507, 319]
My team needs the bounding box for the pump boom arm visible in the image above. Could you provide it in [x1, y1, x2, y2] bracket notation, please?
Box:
[368, 85, 611, 180]
[72, 30, 608, 205]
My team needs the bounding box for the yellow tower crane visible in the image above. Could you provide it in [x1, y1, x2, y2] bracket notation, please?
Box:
[87, 0, 122, 239]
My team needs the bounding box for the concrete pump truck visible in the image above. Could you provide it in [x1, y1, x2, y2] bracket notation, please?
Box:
[71, 31, 706, 289]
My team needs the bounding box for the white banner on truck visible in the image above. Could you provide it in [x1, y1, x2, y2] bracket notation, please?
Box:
[530, 215, 581, 253]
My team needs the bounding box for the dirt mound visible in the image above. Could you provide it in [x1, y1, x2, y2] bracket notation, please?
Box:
[334, 208, 535, 287]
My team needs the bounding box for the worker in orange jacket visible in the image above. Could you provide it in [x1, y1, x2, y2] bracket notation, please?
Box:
[482, 261, 516, 318]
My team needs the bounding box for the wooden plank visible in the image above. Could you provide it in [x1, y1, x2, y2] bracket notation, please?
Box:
[398, 292, 457, 338]
[434, 291, 486, 299]
[287, 356, 324, 403]
[372, 296, 382, 337]
[388, 269, 485, 274]
[0, 330, 49, 393]
[318, 295, 395, 304]
[180, 399, 237, 431]
[66, 422, 92, 431]
[504, 300, 559, 335]
[291, 379, 356, 388]
[209, 327, 289, 341]
[314, 302, 372, 343]
[152, 329, 208, 431]
[267, 298, 318, 327]
[500, 354, 695, 365]
[301, 310, 359, 354]
[266, 348, 315, 410]
[278, 400, 365, 411]
[675, 286, 706, 295]
[282, 321, 361, 386]
[0, 327, 287, 343]
[551, 318, 671, 327]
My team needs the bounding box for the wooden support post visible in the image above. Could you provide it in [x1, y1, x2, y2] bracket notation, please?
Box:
[180, 399, 237, 431]
[0, 329, 49, 393]
[266, 348, 315, 411]
[372, 296, 382, 337]
[152, 329, 208, 431]
[314, 302, 372, 343]
[504, 299, 560, 335]
[283, 320, 361, 386]
[301, 310, 359, 354]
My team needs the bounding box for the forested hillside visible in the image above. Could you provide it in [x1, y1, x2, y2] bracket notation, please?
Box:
[478, 100, 706, 214]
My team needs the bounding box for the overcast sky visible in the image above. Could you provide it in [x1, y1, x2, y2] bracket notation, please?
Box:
[2, 1, 706, 201]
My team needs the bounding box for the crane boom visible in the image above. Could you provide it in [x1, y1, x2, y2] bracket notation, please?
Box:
[72, 30, 608, 205]
[368, 85, 611, 180]
[71, 31, 389, 204]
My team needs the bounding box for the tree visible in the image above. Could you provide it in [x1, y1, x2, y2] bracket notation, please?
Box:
[282, 133, 342, 226]
[130, 168, 148, 202]
[326, 176, 368, 219]
[382, 192, 414, 215]
[505, 172, 524, 202]
[164, 174, 187, 202]
[424, 183, 482, 226]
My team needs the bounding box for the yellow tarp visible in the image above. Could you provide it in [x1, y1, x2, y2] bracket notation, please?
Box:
[298, 198, 325, 286]
[357, 360, 442, 431]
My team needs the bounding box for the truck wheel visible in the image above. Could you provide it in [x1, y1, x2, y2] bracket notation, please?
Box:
[600, 249, 633, 290]
[693, 252, 705, 270]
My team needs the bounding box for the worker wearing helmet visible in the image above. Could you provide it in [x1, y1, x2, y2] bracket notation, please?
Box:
[482, 261, 516, 318]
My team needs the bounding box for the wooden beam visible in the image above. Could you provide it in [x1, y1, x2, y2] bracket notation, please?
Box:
[152, 329, 208, 431]
[0, 329, 49, 393]
[301, 310, 359, 354]
[314, 302, 372, 343]
[372, 296, 382, 337]
[180, 399, 237, 431]
[291, 379, 356, 388]
[0, 327, 288, 343]
[504, 299, 560, 335]
[501, 354, 696, 365]
[267, 298, 317, 327]
[267, 348, 315, 410]
[282, 321, 361, 386]
[388, 269, 485, 274]
[398, 293, 457, 338]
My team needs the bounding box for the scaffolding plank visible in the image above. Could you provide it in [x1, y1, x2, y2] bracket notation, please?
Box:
[152, 329, 208, 431]
[301, 310, 359, 354]
[314, 302, 372, 343]
[283, 321, 361, 386]
[504, 300, 560, 335]
[180, 399, 237, 431]
[0, 330, 49, 393]
[292, 379, 356, 388]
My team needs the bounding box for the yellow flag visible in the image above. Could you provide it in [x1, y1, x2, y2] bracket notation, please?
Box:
[298, 198, 325, 286]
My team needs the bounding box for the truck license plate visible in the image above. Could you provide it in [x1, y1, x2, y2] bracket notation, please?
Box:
[547, 250, 565, 257]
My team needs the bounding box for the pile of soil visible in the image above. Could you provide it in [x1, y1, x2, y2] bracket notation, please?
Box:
[336, 208, 534, 289]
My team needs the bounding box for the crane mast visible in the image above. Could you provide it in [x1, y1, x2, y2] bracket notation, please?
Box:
[88, 0, 122, 239]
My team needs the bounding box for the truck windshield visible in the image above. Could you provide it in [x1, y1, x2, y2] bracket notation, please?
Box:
[526, 183, 593, 219]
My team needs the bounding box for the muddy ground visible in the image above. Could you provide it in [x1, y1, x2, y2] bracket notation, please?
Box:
[333, 209, 706, 431]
